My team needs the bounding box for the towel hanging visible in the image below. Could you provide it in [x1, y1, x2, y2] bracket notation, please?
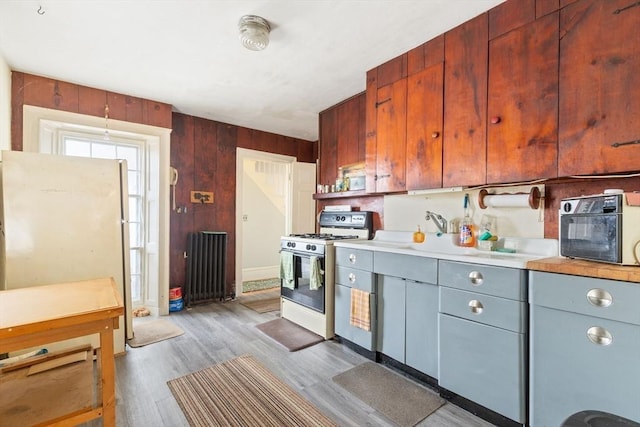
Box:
[280, 251, 295, 290]
[350, 288, 371, 331]
[309, 256, 324, 290]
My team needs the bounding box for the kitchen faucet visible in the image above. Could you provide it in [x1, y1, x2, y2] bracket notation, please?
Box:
[425, 210, 448, 234]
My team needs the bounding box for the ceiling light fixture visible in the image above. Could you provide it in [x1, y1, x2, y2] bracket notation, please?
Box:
[238, 15, 271, 51]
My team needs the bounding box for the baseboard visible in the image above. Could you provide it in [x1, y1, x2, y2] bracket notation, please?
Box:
[242, 266, 279, 282]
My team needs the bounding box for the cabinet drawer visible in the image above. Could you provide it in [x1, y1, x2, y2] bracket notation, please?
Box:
[374, 252, 437, 283]
[335, 247, 373, 270]
[438, 260, 526, 300]
[335, 266, 375, 293]
[439, 287, 526, 333]
[529, 271, 640, 325]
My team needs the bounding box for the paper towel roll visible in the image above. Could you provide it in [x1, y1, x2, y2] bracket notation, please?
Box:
[478, 187, 541, 209]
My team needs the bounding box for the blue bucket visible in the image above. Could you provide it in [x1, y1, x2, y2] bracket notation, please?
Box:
[169, 298, 183, 312]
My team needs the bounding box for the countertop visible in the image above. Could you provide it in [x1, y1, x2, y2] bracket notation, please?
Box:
[526, 257, 640, 283]
[334, 232, 558, 270]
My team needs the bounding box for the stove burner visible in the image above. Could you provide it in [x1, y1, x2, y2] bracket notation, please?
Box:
[289, 233, 360, 240]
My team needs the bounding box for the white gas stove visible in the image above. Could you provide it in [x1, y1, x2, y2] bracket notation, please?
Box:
[279, 211, 373, 339]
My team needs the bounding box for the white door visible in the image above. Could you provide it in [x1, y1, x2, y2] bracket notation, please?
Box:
[292, 161, 317, 235]
[235, 149, 316, 296]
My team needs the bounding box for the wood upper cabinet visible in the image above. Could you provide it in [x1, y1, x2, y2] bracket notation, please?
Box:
[336, 93, 366, 169]
[318, 93, 366, 188]
[374, 78, 408, 193]
[406, 63, 444, 190]
[486, 11, 559, 184]
[365, 55, 408, 194]
[443, 13, 488, 188]
[319, 107, 338, 187]
[558, 0, 640, 176]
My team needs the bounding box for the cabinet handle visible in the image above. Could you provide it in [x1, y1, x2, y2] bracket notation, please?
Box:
[348, 253, 357, 264]
[586, 326, 613, 346]
[431, 131, 440, 138]
[468, 300, 484, 314]
[348, 273, 356, 283]
[586, 288, 613, 307]
[468, 271, 483, 286]
[491, 116, 501, 124]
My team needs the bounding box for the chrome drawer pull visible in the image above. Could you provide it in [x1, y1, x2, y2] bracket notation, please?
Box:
[468, 300, 484, 314]
[586, 288, 612, 308]
[348, 273, 356, 283]
[586, 326, 612, 346]
[468, 271, 483, 286]
[348, 253, 357, 264]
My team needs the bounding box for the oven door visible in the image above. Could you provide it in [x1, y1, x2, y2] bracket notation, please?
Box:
[281, 250, 325, 313]
[560, 213, 621, 263]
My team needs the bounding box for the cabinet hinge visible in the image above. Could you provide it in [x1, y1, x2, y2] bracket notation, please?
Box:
[613, 1, 640, 14]
[611, 139, 640, 148]
[375, 98, 392, 108]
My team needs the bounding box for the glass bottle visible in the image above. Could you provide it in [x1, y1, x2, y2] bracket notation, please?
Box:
[459, 193, 475, 247]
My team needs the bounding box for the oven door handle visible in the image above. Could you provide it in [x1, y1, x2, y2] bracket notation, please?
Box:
[280, 248, 324, 258]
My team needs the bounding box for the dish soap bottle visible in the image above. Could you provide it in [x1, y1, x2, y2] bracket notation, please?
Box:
[413, 225, 425, 243]
[459, 193, 475, 247]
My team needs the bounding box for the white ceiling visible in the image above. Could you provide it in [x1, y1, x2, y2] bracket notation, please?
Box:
[0, 0, 504, 141]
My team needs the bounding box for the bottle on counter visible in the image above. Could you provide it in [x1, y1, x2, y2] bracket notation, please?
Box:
[413, 225, 425, 243]
[459, 193, 475, 247]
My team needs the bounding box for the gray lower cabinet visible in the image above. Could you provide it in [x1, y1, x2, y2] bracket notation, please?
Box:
[375, 252, 439, 378]
[334, 247, 376, 350]
[438, 260, 527, 424]
[377, 275, 405, 362]
[529, 271, 640, 426]
[405, 279, 439, 377]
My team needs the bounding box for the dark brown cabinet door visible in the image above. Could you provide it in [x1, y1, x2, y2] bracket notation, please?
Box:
[559, 0, 640, 176]
[406, 63, 444, 190]
[486, 11, 559, 184]
[319, 107, 338, 188]
[375, 78, 407, 193]
[336, 94, 366, 168]
[443, 14, 488, 188]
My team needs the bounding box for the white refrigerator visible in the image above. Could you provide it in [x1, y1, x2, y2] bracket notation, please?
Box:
[0, 150, 132, 354]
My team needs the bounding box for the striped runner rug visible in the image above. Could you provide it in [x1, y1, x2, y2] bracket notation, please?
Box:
[167, 354, 337, 427]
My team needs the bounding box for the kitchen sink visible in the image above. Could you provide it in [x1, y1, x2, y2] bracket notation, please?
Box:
[338, 230, 559, 269]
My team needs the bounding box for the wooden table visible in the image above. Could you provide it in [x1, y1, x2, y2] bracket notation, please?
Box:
[0, 277, 124, 426]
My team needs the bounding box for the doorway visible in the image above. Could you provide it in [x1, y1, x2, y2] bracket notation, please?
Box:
[235, 148, 316, 297]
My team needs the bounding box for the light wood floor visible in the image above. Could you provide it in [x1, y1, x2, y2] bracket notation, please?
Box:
[112, 297, 495, 427]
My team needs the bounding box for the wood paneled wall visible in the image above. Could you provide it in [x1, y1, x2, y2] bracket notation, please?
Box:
[10, 72, 317, 300]
[170, 114, 316, 297]
[11, 72, 172, 150]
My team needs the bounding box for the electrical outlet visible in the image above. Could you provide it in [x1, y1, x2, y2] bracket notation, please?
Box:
[190, 191, 214, 204]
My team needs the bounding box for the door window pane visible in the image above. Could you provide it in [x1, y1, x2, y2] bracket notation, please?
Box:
[60, 133, 145, 303]
[92, 142, 117, 159]
[64, 139, 91, 157]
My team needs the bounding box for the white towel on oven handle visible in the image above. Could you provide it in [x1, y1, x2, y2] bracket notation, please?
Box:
[309, 256, 324, 290]
[280, 251, 295, 290]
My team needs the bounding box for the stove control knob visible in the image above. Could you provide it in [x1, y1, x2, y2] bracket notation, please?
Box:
[287, 241, 295, 248]
[335, 215, 340, 221]
[306, 244, 316, 251]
